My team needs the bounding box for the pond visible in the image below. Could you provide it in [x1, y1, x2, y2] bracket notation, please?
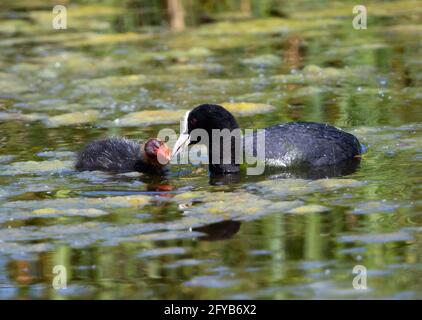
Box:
[0, 0, 421, 299]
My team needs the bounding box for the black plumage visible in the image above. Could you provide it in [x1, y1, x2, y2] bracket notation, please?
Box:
[246, 121, 362, 167]
[175, 104, 362, 175]
[75, 137, 168, 174]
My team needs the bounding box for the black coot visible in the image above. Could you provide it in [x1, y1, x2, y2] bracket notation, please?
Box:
[76, 137, 170, 174]
[172, 104, 362, 175]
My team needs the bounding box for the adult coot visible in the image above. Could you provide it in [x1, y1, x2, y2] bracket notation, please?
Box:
[172, 104, 362, 175]
[76, 137, 170, 174]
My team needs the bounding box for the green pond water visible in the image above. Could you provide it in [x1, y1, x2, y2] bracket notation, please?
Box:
[0, 0, 421, 299]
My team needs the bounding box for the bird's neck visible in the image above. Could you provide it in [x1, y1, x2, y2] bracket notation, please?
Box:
[207, 126, 241, 175]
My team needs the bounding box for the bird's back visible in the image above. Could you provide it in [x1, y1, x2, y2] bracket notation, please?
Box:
[75, 137, 142, 173]
[245, 121, 361, 168]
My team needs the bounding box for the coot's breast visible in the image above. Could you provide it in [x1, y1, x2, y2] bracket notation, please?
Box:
[75, 138, 142, 173]
[245, 121, 362, 167]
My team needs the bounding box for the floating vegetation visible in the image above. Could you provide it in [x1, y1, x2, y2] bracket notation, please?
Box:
[168, 63, 224, 73]
[288, 204, 329, 214]
[0, 72, 31, 95]
[174, 190, 303, 221]
[138, 47, 213, 62]
[241, 54, 282, 68]
[36, 151, 76, 159]
[44, 110, 100, 127]
[0, 155, 14, 163]
[0, 194, 152, 223]
[221, 102, 276, 116]
[0, 112, 46, 122]
[196, 17, 341, 36]
[250, 178, 365, 199]
[0, 0, 421, 300]
[31, 208, 109, 217]
[0, 160, 74, 175]
[108, 109, 188, 127]
[73, 74, 147, 89]
[64, 33, 152, 47]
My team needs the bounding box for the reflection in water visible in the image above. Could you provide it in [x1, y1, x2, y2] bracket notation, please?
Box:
[141, 175, 174, 194]
[209, 157, 360, 185]
[8, 260, 33, 286]
[194, 220, 241, 241]
[209, 173, 241, 185]
[283, 35, 305, 71]
[167, 0, 185, 32]
[264, 157, 361, 180]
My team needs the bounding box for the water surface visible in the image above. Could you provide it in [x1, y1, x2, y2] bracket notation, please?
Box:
[0, 0, 421, 299]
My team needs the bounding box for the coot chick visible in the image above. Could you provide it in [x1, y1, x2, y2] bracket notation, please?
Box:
[172, 104, 362, 175]
[76, 137, 170, 174]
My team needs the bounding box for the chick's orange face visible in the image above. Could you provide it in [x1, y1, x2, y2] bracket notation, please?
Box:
[144, 138, 170, 165]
